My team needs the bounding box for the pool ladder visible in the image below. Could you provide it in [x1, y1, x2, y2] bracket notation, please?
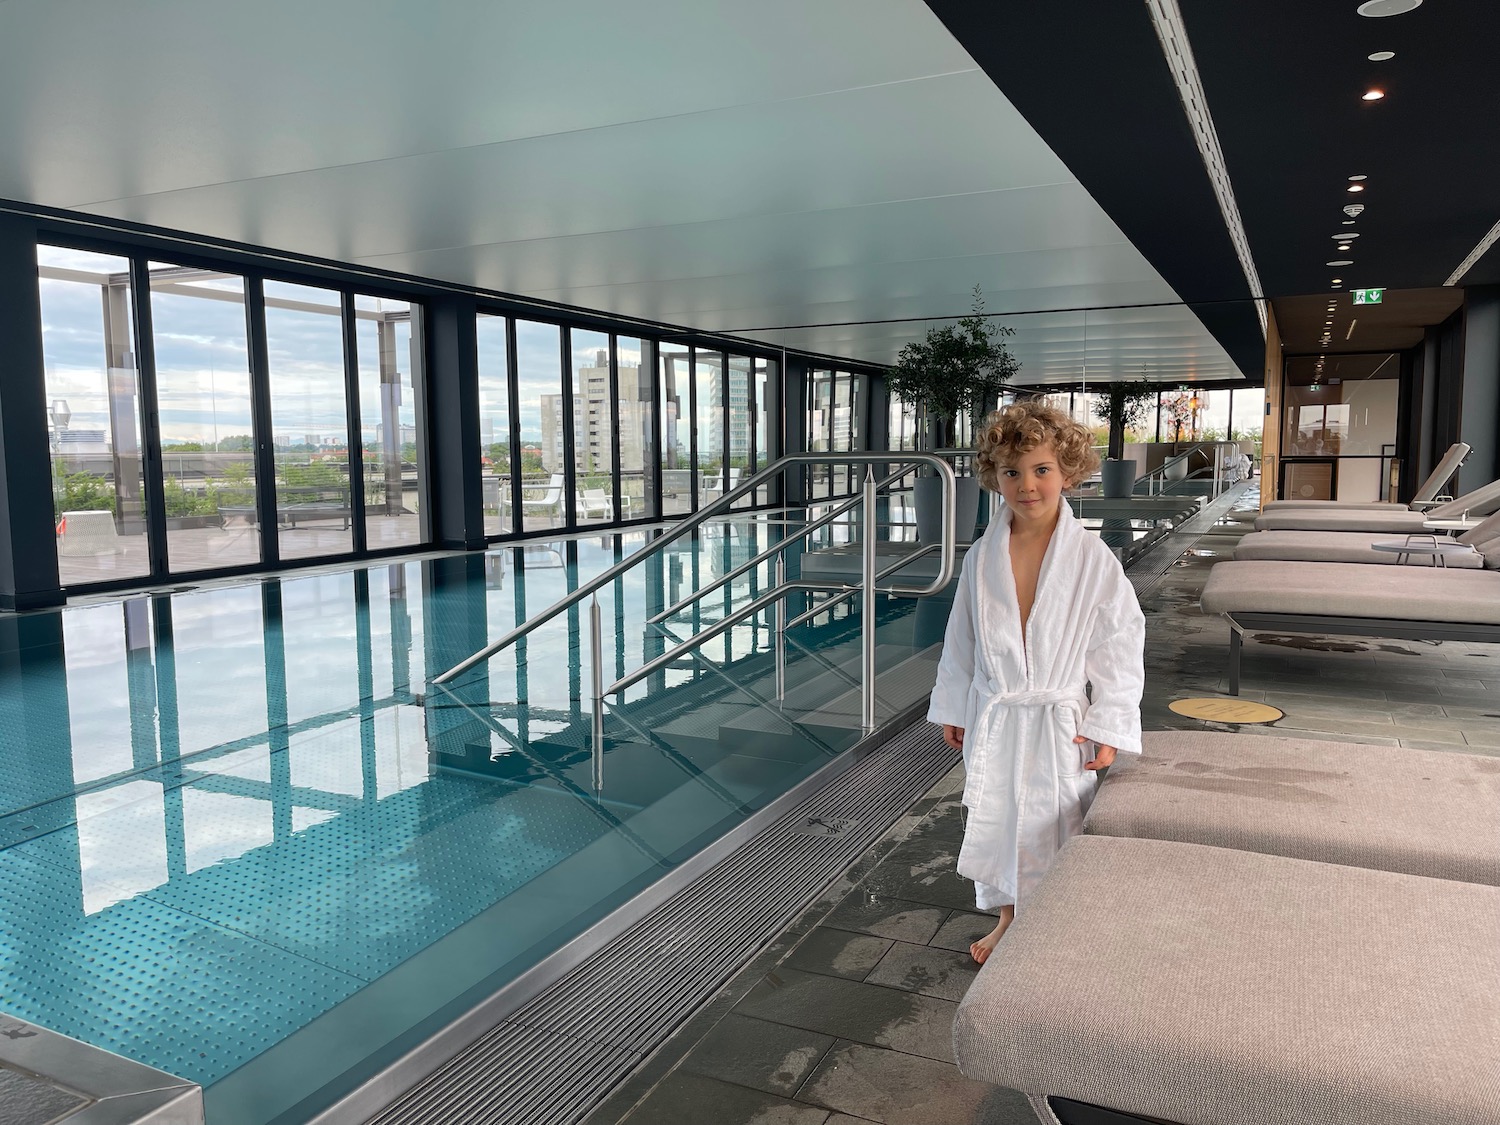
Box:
[431, 452, 960, 791]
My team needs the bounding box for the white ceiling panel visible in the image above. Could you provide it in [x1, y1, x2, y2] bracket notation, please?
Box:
[0, 0, 1254, 382]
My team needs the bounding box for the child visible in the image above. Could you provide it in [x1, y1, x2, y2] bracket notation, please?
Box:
[928, 400, 1145, 964]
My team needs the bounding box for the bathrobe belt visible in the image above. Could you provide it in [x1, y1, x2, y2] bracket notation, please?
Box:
[966, 681, 1088, 804]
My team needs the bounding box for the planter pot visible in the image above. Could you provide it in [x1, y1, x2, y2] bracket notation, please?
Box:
[1099, 459, 1137, 498]
[913, 474, 981, 545]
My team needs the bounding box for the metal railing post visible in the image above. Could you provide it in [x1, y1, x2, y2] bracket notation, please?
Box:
[590, 596, 604, 793]
[861, 466, 877, 733]
[774, 552, 787, 703]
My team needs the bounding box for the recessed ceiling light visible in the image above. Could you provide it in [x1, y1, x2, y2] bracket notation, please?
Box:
[1327, 260, 1354, 266]
[1348, 175, 1368, 181]
[1332, 232, 1361, 239]
[1344, 203, 1365, 217]
[1347, 184, 1366, 192]
[1332, 279, 1344, 285]
[1342, 220, 1357, 225]
[1368, 50, 1396, 60]
[1357, 0, 1421, 16]
[1362, 89, 1386, 101]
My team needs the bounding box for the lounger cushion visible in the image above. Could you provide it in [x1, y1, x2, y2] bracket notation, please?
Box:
[1199, 560, 1500, 624]
[1260, 500, 1403, 511]
[952, 835, 1500, 1125]
[1085, 731, 1500, 884]
[1253, 507, 1432, 532]
[1233, 529, 1484, 567]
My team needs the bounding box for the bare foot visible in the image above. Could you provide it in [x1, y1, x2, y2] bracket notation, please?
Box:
[969, 906, 1015, 964]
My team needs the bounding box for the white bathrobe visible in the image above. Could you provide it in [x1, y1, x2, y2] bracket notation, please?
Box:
[927, 498, 1145, 907]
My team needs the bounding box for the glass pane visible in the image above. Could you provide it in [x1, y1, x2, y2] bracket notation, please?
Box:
[659, 344, 691, 517]
[831, 372, 853, 495]
[476, 313, 512, 535]
[38, 245, 153, 584]
[571, 330, 613, 526]
[354, 294, 423, 552]
[264, 280, 353, 560]
[727, 354, 752, 509]
[694, 350, 722, 509]
[808, 369, 832, 500]
[148, 264, 260, 572]
[516, 320, 564, 533]
[754, 358, 774, 506]
[617, 337, 651, 521]
[1229, 387, 1265, 464]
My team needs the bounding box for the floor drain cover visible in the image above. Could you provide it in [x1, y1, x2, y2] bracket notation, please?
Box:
[1169, 697, 1284, 724]
[789, 816, 858, 838]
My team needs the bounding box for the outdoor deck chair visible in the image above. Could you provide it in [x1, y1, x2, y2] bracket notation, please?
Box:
[1262, 440, 1470, 512]
[1233, 507, 1500, 567]
[1253, 474, 1500, 533]
[576, 488, 612, 519]
[1200, 555, 1500, 693]
[520, 473, 566, 518]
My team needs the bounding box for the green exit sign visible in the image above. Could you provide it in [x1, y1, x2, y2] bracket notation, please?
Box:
[1352, 288, 1385, 304]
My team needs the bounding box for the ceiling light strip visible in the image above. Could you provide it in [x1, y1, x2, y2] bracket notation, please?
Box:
[1144, 0, 1267, 336]
[1445, 218, 1500, 286]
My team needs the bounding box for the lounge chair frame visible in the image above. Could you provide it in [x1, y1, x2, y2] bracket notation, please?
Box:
[1223, 611, 1500, 694]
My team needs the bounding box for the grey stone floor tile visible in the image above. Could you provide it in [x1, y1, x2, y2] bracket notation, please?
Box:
[797, 1041, 1033, 1125]
[863, 939, 979, 1002]
[859, 843, 975, 912]
[617, 1070, 831, 1125]
[735, 967, 960, 1063]
[785, 927, 894, 981]
[930, 911, 1001, 953]
[1399, 738, 1485, 752]
[825, 1116, 882, 1124]
[680, 1013, 836, 1098]
[822, 892, 949, 944]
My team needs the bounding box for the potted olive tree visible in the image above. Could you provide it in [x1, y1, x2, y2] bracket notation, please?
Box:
[1088, 382, 1156, 497]
[885, 286, 1020, 541]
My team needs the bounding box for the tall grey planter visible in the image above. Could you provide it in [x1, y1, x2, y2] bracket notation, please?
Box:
[1100, 459, 1137, 498]
[914, 475, 981, 544]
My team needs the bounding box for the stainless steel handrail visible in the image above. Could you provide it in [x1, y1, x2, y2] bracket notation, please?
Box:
[433, 452, 953, 686]
[432, 451, 958, 789]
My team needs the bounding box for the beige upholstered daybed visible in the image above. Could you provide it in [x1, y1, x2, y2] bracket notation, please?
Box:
[1197, 556, 1500, 692]
[1261, 440, 1469, 513]
[1233, 507, 1500, 567]
[952, 731, 1500, 1125]
[1253, 476, 1500, 533]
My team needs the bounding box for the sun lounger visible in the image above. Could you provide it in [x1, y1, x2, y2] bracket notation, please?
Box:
[1262, 440, 1469, 512]
[1199, 558, 1500, 693]
[1231, 506, 1500, 566]
[1085, 731, 1500, 885]
[1254, 475, 1500, 532]
[953, 835, 1500, 1125]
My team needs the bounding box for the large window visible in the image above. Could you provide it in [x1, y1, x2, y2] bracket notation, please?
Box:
[38, 241, 429, 587]
[263, 281, 354, 561]
[148, 265, 259, 572]
[659, 345, 691, 517]
[727, 353, 753, 509]
[571, 330, 614, 527]
[477, 313, 512, 536]
[40, 246, 153, 585]
[516, 320, 564, 533]
[354, 295, 423, 552]
[618, 337, 652, 521]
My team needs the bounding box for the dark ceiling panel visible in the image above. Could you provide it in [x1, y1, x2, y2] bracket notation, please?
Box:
[1180, 0, 1500, 297]
[922, 0, 1263, 379]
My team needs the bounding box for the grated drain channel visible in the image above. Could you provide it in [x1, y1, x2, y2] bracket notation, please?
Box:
[359, 716, 957, 1125]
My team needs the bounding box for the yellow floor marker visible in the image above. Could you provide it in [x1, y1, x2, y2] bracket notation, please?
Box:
[1168, 697, 1284, 724]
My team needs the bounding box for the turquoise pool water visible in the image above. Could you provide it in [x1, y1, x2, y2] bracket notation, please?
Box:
[0, 515, 946, 1125]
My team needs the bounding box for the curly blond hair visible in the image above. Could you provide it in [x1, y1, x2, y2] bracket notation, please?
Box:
[975, 400, 1100, 492]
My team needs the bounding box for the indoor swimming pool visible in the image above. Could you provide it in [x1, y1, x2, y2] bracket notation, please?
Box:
[0, 510, 958, 1125]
